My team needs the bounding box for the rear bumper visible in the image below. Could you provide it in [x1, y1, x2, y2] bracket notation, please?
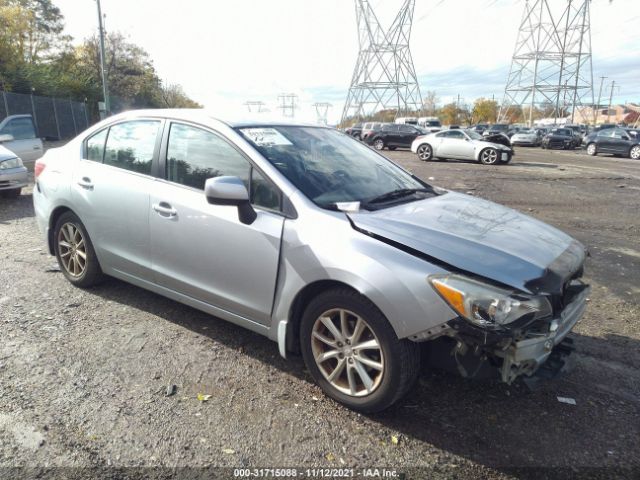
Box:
[0, 167, 28, 190]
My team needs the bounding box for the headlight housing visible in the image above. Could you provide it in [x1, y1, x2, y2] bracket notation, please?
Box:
[429, 274, 552, 330]
[0, 157, 23, 169]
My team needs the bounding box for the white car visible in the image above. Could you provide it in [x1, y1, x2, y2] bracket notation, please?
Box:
[411, 129, 514, 165]
[511, 129, 541, 147]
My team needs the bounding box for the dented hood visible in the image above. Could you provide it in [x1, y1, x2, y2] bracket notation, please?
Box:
[348, 192, 586, 295]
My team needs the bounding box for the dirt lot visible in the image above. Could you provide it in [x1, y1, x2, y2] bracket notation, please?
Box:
[1, 146, 639, 479]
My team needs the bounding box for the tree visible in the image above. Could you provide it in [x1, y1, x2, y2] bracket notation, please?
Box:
[472, 97, 498, 123]
[160, 83, 202, 108]
[422, 90, 439, 116]
[440, 102, 458, 125]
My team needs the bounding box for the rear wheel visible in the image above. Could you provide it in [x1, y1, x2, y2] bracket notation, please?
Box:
[300, 288, 420, 413]
[373, 138, 385, 151]
[416, 143, 433, 161]
[630, 145, 640, 160]
[586, 143, 597, 156]
[53, 211, 104, 288]
[480, 148, 499, 165]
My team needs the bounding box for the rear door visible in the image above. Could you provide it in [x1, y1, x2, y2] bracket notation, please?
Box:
[149, 122, 285, 324]
[0, 117, 43, 163]
[610, 129, 631, 154]
[72, 119, 163, 280]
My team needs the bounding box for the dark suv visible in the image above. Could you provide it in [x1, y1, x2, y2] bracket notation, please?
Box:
[364, 123, 426, 151]
[345, 123, 363, 140]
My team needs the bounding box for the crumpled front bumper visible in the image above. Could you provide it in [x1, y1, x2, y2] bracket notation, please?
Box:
[496, 284, 590, 383]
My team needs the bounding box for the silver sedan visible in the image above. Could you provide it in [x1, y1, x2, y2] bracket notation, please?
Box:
[411, 129, 514, 164]
[33, 110, 588, 412]
[0, 145, 28, 197]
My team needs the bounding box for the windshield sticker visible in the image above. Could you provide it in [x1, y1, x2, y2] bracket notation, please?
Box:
[241, 128, 292, 147]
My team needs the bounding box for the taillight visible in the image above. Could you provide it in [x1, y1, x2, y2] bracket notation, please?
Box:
[34, 159, 46, 179]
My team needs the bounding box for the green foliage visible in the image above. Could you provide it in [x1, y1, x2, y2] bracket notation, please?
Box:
[0, 0, 200, 118]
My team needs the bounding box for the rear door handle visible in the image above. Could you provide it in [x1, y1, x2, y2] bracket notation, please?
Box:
[152, 202, 177, 217]
[77, 177, 94, 190]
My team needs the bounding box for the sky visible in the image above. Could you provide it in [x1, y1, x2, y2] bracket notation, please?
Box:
[54, 0, 640, 124]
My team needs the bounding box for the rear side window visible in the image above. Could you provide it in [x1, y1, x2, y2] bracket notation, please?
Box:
[104, 120, 160, 175]
[2, 118, 36, 140]
[86, 129, 108, 162]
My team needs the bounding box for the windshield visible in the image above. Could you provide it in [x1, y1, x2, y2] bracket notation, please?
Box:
[238, 126, 430, 209]
[464, 129, 483, 140]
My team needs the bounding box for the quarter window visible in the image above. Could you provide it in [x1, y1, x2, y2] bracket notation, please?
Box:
[104, 120, 159, 175]
[86, 129, 108, 162]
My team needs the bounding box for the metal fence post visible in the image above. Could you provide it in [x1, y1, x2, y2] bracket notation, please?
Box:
[52, 98, 61, 140]
[83, 102, 89, 128]
[30, 93, 39, 135]
[2, 91, 8, 117]
[69, 99, 77, 135]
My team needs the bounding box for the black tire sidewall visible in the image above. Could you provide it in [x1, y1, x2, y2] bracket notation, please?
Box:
[53, 211, 102, 287]
[300, 289, 416, 412]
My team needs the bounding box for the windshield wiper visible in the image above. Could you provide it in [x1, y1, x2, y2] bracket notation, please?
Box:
[363, 188, 431, 206]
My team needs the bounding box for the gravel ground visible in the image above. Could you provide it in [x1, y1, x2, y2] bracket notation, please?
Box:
[1, 146, 639, 479]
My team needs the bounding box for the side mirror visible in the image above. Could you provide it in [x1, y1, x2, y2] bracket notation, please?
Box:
[204, 176, 256, 225]
[0, 133, 14, 143]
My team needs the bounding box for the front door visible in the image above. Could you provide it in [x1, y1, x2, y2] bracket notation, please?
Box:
[0, 116, 43, 162]
[150, 122, 284, 324]
[437, 130, 474, 158]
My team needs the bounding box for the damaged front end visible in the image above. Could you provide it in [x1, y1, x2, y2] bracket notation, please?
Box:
[426, 273, 590, 385]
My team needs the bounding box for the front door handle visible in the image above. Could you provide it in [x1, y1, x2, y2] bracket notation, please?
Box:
[152, 202, 177, 217]
[77, 177, 94, 190]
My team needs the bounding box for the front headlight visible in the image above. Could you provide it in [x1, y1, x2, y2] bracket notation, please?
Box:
[429, 274, 552, 330]
[0, 157, 23, 169]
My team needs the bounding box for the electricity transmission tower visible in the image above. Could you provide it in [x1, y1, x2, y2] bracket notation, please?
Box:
[498, 0, 594, 126]
[341, 0, 422, 124]
[278, 93, 298, 118]
[244, 101, 266, 113]
[312, 102, 332, 125]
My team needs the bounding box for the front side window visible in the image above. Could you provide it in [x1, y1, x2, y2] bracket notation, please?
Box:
[239, 126, 430, 210]
[447, 130, 465, 139]
[104, 120, 159, 175]
[2, 118, 36, 140]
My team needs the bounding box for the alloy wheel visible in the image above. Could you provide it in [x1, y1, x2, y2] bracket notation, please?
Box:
[373, 139, 384, 150]
[481, 148, 499, 165]
[311, 308, 384, 397]
[57, 222, 87, 277]
[417, 144, 432, 161]
[587, 144, 597, 156]
[630, 146, 640, 160]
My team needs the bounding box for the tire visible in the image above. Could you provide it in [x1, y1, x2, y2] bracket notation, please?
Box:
[1, 188, 21, 198]
[630, 145, 640, 160]
[53, 211, 104, 288]
[586, 143, 597, 156]
[373, 138, 385, 151]
[416, 143, 433, 161]
[480, 148, 499, 165]
[300, 288, 420, 413]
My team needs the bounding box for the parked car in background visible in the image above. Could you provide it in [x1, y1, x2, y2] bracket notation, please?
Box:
[584, 128, 640, 159]
[483, 123, 510, 137]
[541, 128, 578, 149]
[0, 144, 28, 197]
[412, 128, 514, 165]
[364, 123, 426, 151]
[345, 122, 363, 140]
[592, 123, 616, 133]
[506, 127, 523, 138]
[510, 128, 541, 147]
[0, 114, 44, 163]
[468, 123, 489, 134]
[417, 117, 442, 133]
[360, 122, 382, 143]
[32, 109, 590, 412]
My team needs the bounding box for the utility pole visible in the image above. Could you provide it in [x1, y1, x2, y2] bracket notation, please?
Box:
[95, 0, 110, 115]
[594, 76, 606, 125]
[607, 80, 616, 123]
[312, 102, 332, 125]
[277, 94, 297, 118]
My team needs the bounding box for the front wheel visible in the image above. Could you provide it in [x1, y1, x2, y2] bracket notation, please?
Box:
[373, 139, 385, 151]
[586, 143, 597, 156]
[53, 211, 104, 288]
[630, 145, 640, 160]
[416, 143, 433, 161]
[300, 288, 420, 413]
[480, 148, 499, 165]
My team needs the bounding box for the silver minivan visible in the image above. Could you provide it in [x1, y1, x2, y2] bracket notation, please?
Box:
[33, 110, 589, 412]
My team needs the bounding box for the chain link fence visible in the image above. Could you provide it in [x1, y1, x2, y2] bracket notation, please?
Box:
[1, 90, 91, 140]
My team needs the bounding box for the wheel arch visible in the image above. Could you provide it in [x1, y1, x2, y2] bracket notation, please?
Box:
[47, 205, 75, 254]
